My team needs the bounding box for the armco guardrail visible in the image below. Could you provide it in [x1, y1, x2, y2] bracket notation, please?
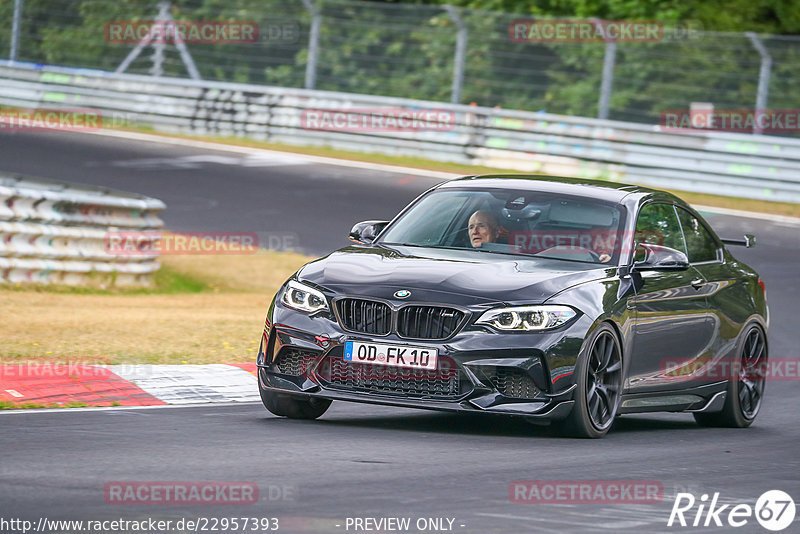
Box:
[1, 63, 800, 203]
[0, 172, 165, 285]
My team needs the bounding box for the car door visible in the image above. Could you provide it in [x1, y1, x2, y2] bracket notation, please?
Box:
[675, 207, 747, 383]
[626, 203, 716, 392]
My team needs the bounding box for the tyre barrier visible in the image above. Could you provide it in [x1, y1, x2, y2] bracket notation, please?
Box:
[0, 173, 165, 285]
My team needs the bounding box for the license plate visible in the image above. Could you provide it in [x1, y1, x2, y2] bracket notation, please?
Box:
[343, 341, 438, 371]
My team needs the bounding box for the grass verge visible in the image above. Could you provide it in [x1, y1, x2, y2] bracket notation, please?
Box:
[0, 250, 313, 365]
[0, 400, 99, 410]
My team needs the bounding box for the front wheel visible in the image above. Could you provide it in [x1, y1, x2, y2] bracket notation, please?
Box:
[694, 324, 766, 428]
[260, 388, 331, 420]
[557, 323, 623, 438]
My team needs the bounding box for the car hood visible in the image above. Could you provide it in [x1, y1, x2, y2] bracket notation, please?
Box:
[297, 245, 612, 306]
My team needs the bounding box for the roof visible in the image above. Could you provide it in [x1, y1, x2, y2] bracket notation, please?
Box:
[438, 174, 669, 204]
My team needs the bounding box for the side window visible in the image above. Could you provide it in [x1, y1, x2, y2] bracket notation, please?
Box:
[677, 208, 719, 263]
[634, 203, 686, 261]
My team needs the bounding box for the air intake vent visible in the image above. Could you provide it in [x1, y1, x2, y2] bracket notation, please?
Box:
[317, 351, 465, 399]
[490, 368, 540, 399]
[273, 348, 318, 376]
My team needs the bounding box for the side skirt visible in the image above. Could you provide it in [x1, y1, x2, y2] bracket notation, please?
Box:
[618, 381, 727, 414]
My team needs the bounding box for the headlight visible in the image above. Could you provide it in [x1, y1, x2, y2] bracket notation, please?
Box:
[281, 280, 328, 313]
[476, 305, 576, 331]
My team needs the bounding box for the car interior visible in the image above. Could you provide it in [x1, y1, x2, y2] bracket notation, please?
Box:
[443, 192, 623, 262]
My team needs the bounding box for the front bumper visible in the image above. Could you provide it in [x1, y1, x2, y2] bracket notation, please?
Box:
[257, 301, 591, 420]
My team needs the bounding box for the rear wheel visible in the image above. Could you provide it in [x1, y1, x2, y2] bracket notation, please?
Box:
[558, 324, 623, 438]
[694, 324, 766, 428]
[260, 388, 331, 420]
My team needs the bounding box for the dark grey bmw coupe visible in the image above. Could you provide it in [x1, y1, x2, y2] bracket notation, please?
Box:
[257, 175, 768, 438]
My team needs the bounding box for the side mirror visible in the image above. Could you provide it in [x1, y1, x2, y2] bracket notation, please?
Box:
[721, 234, 756, 248]
[348, 220, 389, 244]
[632, 243, 689, 271]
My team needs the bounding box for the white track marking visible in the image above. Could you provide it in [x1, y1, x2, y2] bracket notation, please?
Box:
[110, 364, 259, 404]
[83, 129, 458, 179]
[82, 129, 799, 225]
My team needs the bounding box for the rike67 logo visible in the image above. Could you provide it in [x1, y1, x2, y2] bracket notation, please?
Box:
[668, 490, 795, 531]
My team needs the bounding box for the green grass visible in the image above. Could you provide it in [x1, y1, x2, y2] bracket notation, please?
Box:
[149, 263, 210, 294]
[0, 251, 312, 366]
[0, 263, 210, 295]
[0, 400, 97, 410]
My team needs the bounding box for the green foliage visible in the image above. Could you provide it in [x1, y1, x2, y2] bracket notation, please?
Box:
[434, 0, 800, 34]
[0, 0, 797, 122]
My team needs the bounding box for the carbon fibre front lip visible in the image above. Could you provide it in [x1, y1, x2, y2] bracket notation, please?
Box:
[258, 366, 576, 419]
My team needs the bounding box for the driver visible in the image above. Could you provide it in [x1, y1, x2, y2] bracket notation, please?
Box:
[468, 210, 500, 248]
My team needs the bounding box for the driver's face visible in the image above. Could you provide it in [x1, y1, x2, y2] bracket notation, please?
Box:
[469, 213, 495, 248]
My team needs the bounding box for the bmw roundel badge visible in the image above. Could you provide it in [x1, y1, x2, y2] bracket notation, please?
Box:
[394, 290, 411, 299]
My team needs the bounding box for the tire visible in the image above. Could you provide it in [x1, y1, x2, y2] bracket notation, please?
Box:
[694, 324, 766, 428]
[259, 387, 331, 420]
[557, 323, 623, 438]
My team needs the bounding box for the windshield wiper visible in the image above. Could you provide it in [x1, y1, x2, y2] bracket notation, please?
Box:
[381, 242, 474, 253]
[381, 242, 601, 263]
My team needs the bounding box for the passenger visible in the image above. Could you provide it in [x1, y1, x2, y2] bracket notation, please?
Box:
[468, 210, 500, 248]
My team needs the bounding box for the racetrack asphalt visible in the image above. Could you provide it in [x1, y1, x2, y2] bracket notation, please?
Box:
[0, 130, 798, 533]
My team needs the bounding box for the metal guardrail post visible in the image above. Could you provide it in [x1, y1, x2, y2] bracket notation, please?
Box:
[444, 5, 467, 105]
[150, 1, 169, 77]
[596, 19, 616, 120]
[116, 29, 154, 75]
[115, 0, 201, 80]
[9, 0, 22, 64]
[169, 6, 201, 80]
[746, 32, 772, 135]
[301, 0, 321, 90]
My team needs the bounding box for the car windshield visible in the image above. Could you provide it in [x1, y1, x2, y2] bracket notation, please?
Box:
[379, 188, 626, 264]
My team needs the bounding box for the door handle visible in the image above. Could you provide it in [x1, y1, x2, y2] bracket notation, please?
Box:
[691, 278, 705, 289]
